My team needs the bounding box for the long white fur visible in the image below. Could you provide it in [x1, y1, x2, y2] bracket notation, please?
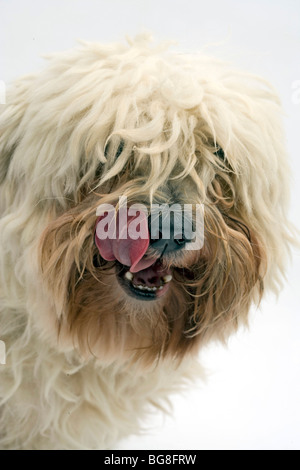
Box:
[0, 35, 293, 449]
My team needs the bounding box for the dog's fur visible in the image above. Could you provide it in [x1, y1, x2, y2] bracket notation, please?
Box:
[0, 36, 293, 449]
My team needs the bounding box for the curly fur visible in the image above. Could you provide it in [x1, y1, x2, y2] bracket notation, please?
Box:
[0, 35, 293, 449]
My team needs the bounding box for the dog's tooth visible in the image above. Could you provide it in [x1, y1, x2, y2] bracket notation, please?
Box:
[125, 271, 133, 281]
[132, 283, 158, 293]
[162, 274, 172, 283]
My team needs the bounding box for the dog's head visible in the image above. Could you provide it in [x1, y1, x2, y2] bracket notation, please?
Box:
[1, 37, 291, 366]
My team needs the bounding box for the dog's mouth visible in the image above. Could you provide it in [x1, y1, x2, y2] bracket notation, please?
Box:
[116, 259, 172, 301]
[95, 211, 172, 300]
[95, 211, 173, 300]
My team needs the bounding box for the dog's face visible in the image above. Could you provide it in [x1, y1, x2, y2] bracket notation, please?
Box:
[1, 38, 289, 368]
[38, 138, 264, 366]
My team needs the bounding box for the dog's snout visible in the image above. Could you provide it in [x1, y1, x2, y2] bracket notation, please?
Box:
[149, 235, 187, 255]
[148, 213, 193, 255]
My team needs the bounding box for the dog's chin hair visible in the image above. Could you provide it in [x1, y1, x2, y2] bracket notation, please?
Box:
[65, 269, 195, 368]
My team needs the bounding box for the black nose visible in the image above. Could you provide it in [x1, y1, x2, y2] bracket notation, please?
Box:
[148, 212, 193, 255]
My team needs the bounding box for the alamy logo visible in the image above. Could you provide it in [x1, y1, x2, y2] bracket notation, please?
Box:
[0, 340, 6, 365]
[96, 196, 204, 250]
[0, 80, 6, 105]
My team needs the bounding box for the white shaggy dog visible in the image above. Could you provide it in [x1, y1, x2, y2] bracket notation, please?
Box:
[0, 36, 293, 449]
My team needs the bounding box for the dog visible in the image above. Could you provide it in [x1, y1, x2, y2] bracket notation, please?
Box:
[0, 35, 293, 449]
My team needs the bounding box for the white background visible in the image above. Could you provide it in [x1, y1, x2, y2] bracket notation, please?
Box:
[0, 0, 299, 451]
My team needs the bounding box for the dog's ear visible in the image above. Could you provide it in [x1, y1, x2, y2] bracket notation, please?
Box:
[208, 75, 294, 292]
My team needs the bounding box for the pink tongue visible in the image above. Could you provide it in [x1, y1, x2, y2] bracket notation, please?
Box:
[130, 256, 157, 273]
[95, 209, 154, 273]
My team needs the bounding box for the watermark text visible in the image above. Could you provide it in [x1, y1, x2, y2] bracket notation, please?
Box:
[96, 196, 204, 251]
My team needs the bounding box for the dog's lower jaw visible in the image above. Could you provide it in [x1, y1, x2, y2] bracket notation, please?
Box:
[116, 261, 172, 300]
